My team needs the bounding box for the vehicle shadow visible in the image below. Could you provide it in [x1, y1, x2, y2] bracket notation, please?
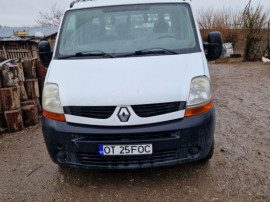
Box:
[58, 161, 213, 189]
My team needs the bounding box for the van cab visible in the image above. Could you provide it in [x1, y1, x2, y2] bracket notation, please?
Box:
[39, 0, 222, 169]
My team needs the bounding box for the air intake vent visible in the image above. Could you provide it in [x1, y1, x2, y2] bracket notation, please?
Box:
[132, 102, 185, 118]
[76, 150, 176, 166]
[64, 106, 116, 119]
[72, 131, 179, 141]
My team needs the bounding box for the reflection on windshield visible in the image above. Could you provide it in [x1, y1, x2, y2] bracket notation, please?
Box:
[57, 3, 199, 58]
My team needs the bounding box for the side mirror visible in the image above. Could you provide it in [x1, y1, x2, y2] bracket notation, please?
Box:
[38, 41, 52, 68]
[203, 32, 223, 61]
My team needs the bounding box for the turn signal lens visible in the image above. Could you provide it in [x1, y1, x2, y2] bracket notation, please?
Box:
[43, 109, 66, 122]
[185, 100, 213, 117]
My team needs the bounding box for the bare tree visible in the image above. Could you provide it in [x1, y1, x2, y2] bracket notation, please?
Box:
[197, 7, 243, 49]
[197, 7, 242, 30]
[36, 4, 64, 27]
[242, 0, 269, 60]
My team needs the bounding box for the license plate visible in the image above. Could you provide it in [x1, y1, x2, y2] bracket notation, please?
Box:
[99, 144, 153, 156]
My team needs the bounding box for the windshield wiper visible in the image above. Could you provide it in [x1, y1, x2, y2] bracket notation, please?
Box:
[58, 50, 115, 59]
[116, 48, 179, 57]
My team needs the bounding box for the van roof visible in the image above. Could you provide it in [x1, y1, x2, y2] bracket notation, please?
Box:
[69, 0, 192, 10]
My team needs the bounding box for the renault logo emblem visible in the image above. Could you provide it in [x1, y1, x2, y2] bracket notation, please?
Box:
[118, 107, 130, 122]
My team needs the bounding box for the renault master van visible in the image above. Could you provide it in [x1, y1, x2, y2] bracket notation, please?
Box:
[39, 0, 222, 169]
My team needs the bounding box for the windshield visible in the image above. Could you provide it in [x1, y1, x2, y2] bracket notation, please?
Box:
[56, 3, 200, 58]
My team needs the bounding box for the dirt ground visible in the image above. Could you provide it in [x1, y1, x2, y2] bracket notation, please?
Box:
[0, 62, 270, 202]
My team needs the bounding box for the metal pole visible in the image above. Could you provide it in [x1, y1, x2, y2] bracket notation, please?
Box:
[268, 20, 270, 52]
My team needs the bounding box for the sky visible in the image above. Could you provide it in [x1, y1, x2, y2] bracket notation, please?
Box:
[0, 0, 269, 27]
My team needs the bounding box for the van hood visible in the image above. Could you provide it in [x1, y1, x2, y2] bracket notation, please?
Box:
[47, 53, 205, 106]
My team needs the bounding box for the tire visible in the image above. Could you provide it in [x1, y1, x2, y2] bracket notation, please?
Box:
[230, 54, 242, 58]
[200, 140, 214, 162]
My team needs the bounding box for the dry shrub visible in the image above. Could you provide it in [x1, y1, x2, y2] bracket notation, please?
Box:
[242, 0, 269, 60]
[197, 1, 269, 60]
[197, 7, 243, 49]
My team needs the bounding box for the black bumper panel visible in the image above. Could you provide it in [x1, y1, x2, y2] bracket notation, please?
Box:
[42, 108, 215, 169]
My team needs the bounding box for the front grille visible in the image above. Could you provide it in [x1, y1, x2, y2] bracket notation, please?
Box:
[64, 101, 185, 119]
[132, 102, 186, 118]
[76, 150, 176, 166]
[64, 106, 116, 119]
[72, 131, 180, 142]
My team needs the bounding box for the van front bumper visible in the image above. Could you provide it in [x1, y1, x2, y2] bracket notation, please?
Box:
[42, 108, 215, 169]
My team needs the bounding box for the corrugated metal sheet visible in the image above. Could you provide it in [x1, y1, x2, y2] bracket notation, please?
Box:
[0, 27, 58, 42]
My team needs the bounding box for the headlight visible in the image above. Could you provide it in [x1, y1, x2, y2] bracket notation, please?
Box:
[187, 76, 211, 108]
[42, 83, 65, 121]
[185, 76, 213, 117]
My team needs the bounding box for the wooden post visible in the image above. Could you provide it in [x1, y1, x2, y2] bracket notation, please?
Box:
[26, 43, 33, 58]
[38, 78, 44, 104]
[0, 94, 2, 112]
[18, 81, 28, 101]
[36, 60, 47, 79]
[0, 87, 20, 111]
[35, 98, 42, 113]
[4, 109, 23, 133]
[0, 112, 7, 132]
[23, 58, 37, 79]
[0, 66, 3, 88]
[2, 44, 7, 59]
[21, 105, 38, 127]
[31, 44, 39, 58]
[24, 79, 39, 99]
[36, 60, 46, 101]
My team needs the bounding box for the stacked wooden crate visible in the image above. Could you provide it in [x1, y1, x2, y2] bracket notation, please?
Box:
[0, 58, 46, 133]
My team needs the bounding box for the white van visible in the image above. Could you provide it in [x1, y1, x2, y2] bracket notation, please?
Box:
[39, 0, 222, 169]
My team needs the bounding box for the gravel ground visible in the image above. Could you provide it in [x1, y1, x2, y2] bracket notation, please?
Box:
[0, 62, 270, 201]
